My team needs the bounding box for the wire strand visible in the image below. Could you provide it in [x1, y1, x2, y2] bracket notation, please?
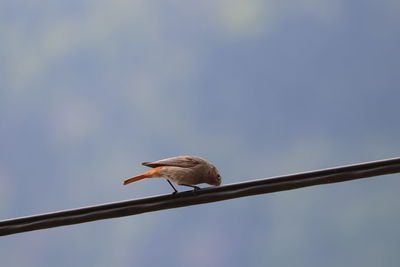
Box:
[1, 157, 400, 236]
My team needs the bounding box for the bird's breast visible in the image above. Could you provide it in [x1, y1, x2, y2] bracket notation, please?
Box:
[159, 166, 202, 185]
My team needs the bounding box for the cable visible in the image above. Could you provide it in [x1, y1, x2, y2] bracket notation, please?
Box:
[1, 157, 400, 236]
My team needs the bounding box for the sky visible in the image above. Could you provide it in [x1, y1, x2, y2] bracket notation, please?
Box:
[1, 1, 400, 266]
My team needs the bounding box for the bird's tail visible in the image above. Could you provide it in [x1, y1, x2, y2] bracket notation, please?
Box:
[123, 167, 163, 185]
[123, 174, 149, 185]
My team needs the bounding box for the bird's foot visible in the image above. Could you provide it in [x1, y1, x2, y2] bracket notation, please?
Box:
[166, 179, 178, 194]
[180, 184, 200, 195]
[191, 186, 200, 196]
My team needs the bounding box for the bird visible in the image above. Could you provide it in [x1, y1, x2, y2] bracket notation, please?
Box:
[123, 155, 221, 193]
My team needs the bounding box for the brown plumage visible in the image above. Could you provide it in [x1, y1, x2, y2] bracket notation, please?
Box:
[123, 155, 221, 193]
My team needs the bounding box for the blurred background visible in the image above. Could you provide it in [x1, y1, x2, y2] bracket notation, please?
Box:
[1, 0, 400, 266]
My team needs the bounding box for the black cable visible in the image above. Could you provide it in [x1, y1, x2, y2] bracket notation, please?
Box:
[1, 157, 399, 236]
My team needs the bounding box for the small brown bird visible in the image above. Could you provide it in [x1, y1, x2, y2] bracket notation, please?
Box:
[123, 155, 221, 193]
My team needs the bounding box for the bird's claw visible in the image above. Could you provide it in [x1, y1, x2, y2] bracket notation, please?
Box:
[191, 186, 200, 195]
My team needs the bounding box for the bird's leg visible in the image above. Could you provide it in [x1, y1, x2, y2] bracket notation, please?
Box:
[166, 179, 178, 194]
[180, 184, 200, 191]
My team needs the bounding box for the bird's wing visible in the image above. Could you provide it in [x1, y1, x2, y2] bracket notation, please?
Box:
[142, 156, 201, 168]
